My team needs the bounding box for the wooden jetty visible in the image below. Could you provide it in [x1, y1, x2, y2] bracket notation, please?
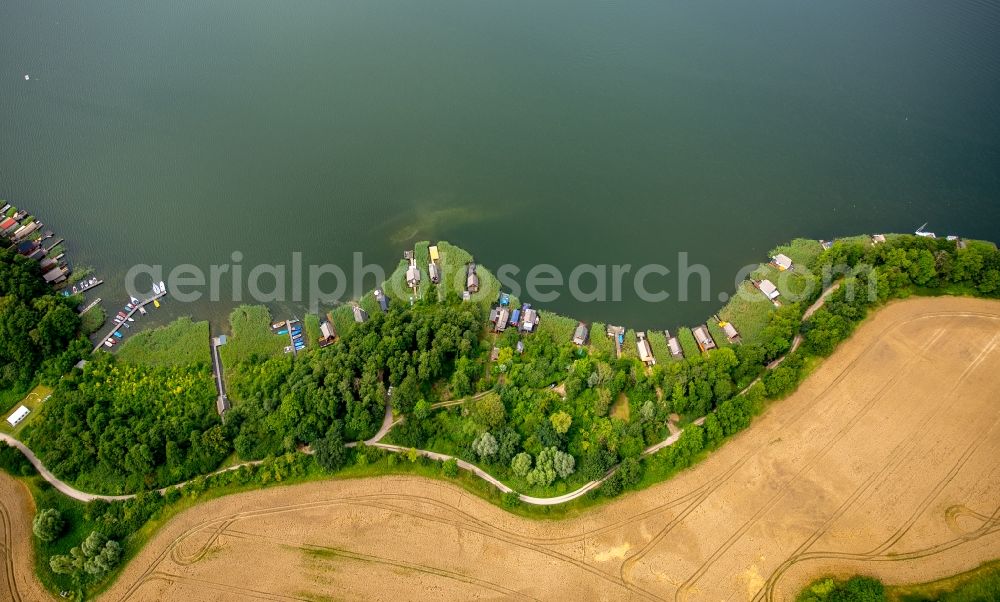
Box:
[92, 290, 167, 352]
[78, 298, 102, 315]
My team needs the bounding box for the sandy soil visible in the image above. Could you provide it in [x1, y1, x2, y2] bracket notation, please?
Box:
[0, 474, 51, 601]
[4, 297, 1000, 601]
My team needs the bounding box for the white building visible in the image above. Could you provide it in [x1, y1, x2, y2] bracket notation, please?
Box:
[759, 279, 780, 301]
[6, 405, 30, 427]
[771, 253, 793, 271]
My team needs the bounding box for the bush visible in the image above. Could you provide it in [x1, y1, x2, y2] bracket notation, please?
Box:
[32, 508, 64, 542]
[442, 458, 459, 477]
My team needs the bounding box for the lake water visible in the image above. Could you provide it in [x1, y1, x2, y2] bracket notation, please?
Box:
[2, 1, 998, 329]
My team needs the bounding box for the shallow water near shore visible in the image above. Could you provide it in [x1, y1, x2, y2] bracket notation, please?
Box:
[2, 1, 998, 329]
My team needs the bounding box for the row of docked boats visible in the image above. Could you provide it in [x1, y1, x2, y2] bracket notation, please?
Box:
[103, 282, 167, 347]
[274, 318, 305, 354]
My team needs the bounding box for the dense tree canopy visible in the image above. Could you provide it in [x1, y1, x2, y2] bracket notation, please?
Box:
[225, 295, 483, 459]
[0, 248, 85, 390]
[25, 355, 225, 493]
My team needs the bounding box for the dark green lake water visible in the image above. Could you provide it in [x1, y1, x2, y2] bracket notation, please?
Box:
[2, 1, 999, 329]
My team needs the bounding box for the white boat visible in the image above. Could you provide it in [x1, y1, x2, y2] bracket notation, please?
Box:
[159, 281, 166, 294]
[104, 340, 113, 347]
[152, 282, 161, 295]
[130, 296, 139, 305]
[24, 74, 29, 81]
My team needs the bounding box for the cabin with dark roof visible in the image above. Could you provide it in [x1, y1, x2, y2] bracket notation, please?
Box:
[374, 289, 389, 313]
[466, 263, 480, 293]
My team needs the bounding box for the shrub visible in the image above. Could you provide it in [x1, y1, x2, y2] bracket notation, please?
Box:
[32, 508, 64, 542]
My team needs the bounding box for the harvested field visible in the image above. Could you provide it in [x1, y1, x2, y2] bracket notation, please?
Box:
[0, 476, 50, 602]
[7, 297, 1000, 601]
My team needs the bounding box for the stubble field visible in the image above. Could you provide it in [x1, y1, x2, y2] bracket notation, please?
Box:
[3, 297, 999, 601]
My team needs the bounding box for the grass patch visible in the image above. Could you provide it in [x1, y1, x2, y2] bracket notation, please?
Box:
[414, 241, 431, 298]
[304, 314, 321, 348]
[620, 329, 640, 361]
[888, 559, 1000, 601]
[0, 384, 53, 436]
[589, 322, 615, 359]
[329, 304, 357, 339]
[609, 392, 630, 421]
[384, 258, 411, 303]
[647, 330, 674, 361]
[706, 321, 732, 348]
[718, 281, 776, 345]
[436, 241, 499, 305]
[677, 327, 701, 358]
[79, 305, 106, 335]
[116, 317, 211, 368]
[769, 238, 823, 268]
[0, 382, 34, 416]
[218, 305, 286, 368]
[536, 311, 577, 343]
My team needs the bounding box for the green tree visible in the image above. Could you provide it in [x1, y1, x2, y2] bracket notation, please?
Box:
[32, 508, 64, 542]
[511, 452, 532, 478]
[442, 458, 459, 477]
[471, 432, 499, 460]
[549, 410, 572, 434]
[312, 423, 347, 472]
[470, 392, 506, 429]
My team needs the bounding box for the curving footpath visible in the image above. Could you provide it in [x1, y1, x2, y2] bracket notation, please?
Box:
[0, 283, 837, 507]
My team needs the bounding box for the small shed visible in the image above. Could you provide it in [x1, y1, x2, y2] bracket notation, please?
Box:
[520, 308, 538, 332]
[428, 262, 440, 284]
[320, 321, 337, 341]
[406, 264, 421, 287]
[374, 289, 389, 313]
[667, 335, 683, 357]
[6, 405, 30, 427]
[758, 279, 780, 300]
[352, 305, 369, 323]
[722, 322, 740, 342]
[771, 253, 793, 271]
[636, 332, 656, 366]
[572, 322, 589, 346]
[466, 263, 480, 293]
[871, 234, 886, 244]
[494, 308, 510, 332]
[429, 245, 440, 262]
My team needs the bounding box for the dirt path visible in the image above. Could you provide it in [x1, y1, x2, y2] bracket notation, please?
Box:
[73, 296, 999, 601]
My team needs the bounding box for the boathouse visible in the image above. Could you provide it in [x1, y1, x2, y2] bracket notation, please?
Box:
[352, 305, 369, 323]
[520, 307, 539, 333]
[758, 279, 780, 301]
[771, 253, 793, 271]
[466, 263, 480, 293]
[374, 289, 389, 313]
[693, 325, 717, 352]
[636, 332, 656, 366]
[572, 323, 588, 346]
[722, 322, 740, 343]
[666, 332, 683, 357]
[406, 264, 421, 288]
